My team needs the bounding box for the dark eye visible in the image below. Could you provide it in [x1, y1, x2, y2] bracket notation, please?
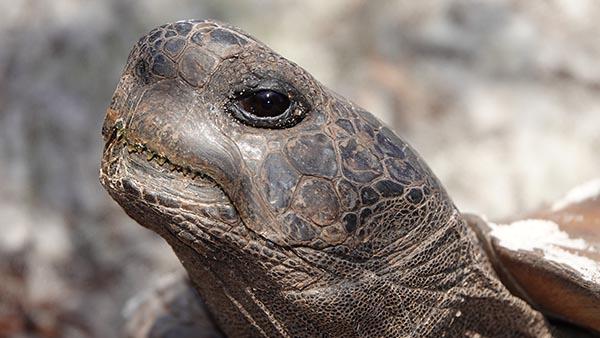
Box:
[229, 87, 306, 129]
[238, 90, 290, 118]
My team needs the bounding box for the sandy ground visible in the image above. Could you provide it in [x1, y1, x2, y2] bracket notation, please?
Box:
[0, 0, 598, 336]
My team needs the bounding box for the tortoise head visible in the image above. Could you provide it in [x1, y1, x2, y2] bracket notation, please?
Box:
[100, 20, 549, 337]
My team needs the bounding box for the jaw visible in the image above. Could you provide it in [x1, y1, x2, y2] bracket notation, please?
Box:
[99, 131, 240, 245]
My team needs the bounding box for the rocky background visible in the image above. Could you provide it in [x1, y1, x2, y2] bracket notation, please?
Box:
[0, 0, 599, 336]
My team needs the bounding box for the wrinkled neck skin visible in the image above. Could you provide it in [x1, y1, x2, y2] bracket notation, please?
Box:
[100, 20, 554, 337]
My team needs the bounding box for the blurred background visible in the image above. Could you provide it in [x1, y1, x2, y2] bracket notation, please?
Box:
[0, 0, 599, 336]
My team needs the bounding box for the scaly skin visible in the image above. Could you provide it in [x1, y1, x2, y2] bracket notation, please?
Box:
[100, 20, 555, 337]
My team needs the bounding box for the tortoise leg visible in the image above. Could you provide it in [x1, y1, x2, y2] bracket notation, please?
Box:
[123, 273, 224, 338]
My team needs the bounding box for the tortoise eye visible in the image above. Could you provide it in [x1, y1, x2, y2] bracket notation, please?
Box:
[229, 87, 305, 128]
[238, 90, 290, 118]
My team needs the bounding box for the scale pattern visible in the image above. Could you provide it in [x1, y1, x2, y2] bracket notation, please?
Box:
[100, 20, 555, 337]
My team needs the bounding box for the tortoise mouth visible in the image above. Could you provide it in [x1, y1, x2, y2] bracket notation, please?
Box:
[100, 127, 239, 226]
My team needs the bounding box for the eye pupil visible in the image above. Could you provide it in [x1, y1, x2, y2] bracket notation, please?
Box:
[239, 90, 290, 118]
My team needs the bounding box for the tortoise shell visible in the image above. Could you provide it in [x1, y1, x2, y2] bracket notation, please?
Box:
[467, 180, 600, 335]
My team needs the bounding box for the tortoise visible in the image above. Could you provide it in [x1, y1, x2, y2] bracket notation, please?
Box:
[99, 20, 600, 337]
